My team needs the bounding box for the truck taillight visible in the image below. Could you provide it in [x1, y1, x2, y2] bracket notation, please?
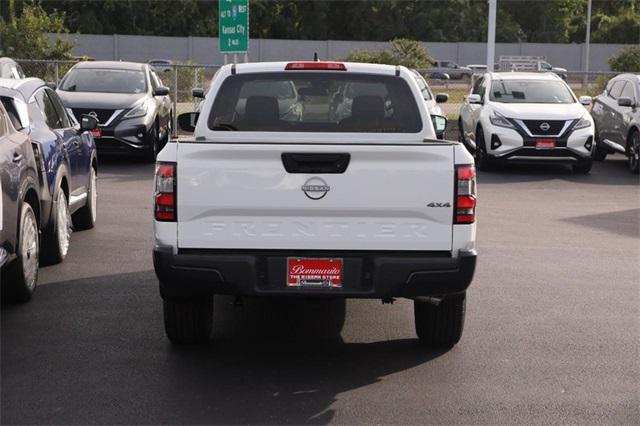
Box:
[455, 164, 476, 224]
[154, 162, 176, 221]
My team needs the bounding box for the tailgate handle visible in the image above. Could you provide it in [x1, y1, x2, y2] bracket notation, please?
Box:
[282, 153, 350, 174]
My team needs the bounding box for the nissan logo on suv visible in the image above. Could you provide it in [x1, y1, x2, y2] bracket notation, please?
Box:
[539, 122, 551, 132]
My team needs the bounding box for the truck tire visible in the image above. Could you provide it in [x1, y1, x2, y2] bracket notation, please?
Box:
[414, 293, 466, 347]
[163, 296, 213, 344]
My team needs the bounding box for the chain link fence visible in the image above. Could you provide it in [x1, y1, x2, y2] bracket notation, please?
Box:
[14, 59, 623, 133]
[16, 59, 221, 135]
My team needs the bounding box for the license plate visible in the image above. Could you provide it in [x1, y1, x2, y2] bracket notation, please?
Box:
[535, 139, 555, 149]
[287, 258, 343, 288]
[91, 128, 102, 138]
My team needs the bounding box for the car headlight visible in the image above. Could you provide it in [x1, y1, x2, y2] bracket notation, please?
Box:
[574, 115, 592, 130]
[489, 111, 513, 129]
[124, 101, 149, 119]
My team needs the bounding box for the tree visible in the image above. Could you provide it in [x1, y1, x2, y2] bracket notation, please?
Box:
[608, 46, 640, 72]
[0, 2, 74, 59]
[342, 38, 434, 68]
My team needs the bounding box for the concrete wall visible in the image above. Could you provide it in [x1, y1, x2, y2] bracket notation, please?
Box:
[57, 33, 633, 71]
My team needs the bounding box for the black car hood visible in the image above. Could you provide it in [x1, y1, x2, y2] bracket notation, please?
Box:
[56, 91, 147, 110]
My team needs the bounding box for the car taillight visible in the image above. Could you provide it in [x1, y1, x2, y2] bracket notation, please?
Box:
[31, 143, 45, 173]
[154, 162, 176, 221]
[455, 164, 476, 224]
[285, 62, 347, 71]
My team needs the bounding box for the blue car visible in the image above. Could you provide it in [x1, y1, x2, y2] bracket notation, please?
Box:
[0, 78, 98, 264]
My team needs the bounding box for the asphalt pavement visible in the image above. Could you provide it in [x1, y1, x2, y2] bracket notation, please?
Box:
[1, 154, 639, 424]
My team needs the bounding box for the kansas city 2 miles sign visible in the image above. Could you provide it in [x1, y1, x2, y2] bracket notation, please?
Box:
[219, 0, 249, 53]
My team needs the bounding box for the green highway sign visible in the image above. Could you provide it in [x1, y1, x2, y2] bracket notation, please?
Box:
[219, 0, 249, 53]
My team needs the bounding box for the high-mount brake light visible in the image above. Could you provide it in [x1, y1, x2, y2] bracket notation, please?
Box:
[455, 164, 476, 224]
[154, 162, 177, 221]
[285, 62, 347, 71]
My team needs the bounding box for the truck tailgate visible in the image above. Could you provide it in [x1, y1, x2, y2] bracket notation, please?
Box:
[176, 142, 454, 251]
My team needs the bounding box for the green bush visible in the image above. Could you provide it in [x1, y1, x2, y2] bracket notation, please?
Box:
[0, 3, 74, 59]
[608, 46, 640, 73]
[342, 38, 434, 69]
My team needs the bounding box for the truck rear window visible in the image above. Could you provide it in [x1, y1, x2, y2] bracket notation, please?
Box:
[207, 72, 422, 133]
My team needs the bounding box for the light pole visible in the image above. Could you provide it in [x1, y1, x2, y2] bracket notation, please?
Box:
[584, 0, 592, 87]
[487, 0, 497, 71]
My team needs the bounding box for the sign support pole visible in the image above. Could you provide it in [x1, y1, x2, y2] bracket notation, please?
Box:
[486, 0, 497, 71]
[583, 0, 592, 88]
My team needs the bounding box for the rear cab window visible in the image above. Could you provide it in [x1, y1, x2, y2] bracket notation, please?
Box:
[207, 72, 423, 133]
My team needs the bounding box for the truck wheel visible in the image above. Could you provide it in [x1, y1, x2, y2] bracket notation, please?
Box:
[3, 203, 39, 303]
[163, 296, 213, 344]
[414, 293, 466, 347]
[572, 159, 592, 174]
[73, 167, 97, 230]
[41, 189, 71, 265]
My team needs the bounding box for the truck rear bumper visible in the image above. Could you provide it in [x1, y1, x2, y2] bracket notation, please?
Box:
[153, 246, 476, 299]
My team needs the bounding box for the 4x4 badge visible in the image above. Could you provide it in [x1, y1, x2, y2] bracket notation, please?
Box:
[427, 202, 451, 208]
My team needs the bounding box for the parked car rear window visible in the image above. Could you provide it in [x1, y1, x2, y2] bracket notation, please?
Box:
[208, 72, 422, 133]
[59, 69, 147, 94]
[490, 80, 574, 104]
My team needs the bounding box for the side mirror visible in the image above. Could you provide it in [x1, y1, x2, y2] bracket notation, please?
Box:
[435, 93, 449, 104]
[617, 97, 634, 107]
[579, 95, 592, 106]
[80, 114, 98, 131]
[153, 86, 170, 97]
[192, 88, 205, 99]
[431, 114, 447, 138]
[178, 112, 199, 132]
[46, 82, 57, 90]
[467, 94, 482, 104]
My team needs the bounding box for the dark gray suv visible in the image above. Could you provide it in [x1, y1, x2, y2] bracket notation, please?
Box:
[57, 61, 173, 161]
[591, 74, 640, 174]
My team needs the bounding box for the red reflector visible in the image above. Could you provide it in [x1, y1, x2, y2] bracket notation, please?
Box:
[456, 214, 475, 224]
[457, 165, 475, 180]
[457, 195, 476, 209]
[155, 193, 174, 207]
[155, 211, 175, 221]
[285, 62, 347, 71]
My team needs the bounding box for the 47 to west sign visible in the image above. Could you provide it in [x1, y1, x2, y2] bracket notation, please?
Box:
[219, 0, 249, 53]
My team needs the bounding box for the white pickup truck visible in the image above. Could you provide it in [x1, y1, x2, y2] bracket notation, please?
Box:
[153, 61, 477, 347]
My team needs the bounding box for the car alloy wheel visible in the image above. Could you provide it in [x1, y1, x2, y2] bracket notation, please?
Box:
[89, 168, 97, 224]
[20, 206, 39, 291]
[56, 191, 72, 259]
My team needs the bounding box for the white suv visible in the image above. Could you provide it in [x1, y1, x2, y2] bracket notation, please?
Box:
[459, 72, 594, 173]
